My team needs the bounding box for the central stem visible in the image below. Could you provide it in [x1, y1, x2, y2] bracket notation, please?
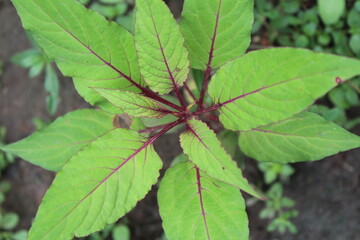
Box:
[197, 66, 212, 110]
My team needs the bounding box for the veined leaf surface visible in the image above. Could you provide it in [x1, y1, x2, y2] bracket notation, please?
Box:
[1, 109, 114, 171]
[208, 48, 360, 131]
[135, 0, 189, 94]
[27, 129, 162, 240]
[180, 118, 261, 198]
[94, 88, 170, 118]
[158, 161, 248, 240]
[180, 0, 253, 69]
[239, 112, 360, 163]
[12, 0, 143, 113]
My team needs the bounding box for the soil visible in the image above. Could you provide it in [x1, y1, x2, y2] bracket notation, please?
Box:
[0, 1, 359, 240]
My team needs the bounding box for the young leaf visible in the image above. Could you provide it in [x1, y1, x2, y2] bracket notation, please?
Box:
[208, 48, 360, 131]
[135, 0, 189, 96]
[158, 161, 248, 240]
[180, 0, 254, 70]
[27, 128, 162, 240]
[239, 112, 360, 163]
[0, 109, 114, 171]
[180, 118, 261, 198]
[94, 88, 171, 118]
[12, 0, 143, 113]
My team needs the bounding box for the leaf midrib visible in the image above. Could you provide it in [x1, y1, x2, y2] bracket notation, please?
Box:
[38, 139, 150, 240]
[195, 167, 211, 240]
[186, 122, 243, 190]
[29, 0, 142, 90]
[219, 66, 355, 107]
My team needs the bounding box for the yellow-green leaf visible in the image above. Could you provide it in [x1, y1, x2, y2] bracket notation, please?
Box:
[158, 161, 248, 240]
[239, 112, 360, 163]
[180, 118, 261, 198]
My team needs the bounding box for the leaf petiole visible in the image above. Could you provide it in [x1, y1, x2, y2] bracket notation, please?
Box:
[183, 82, 197, 103]
[141, 88, 184, 112]
[197, 66, 213, 110]
[144, 118, 185, 144]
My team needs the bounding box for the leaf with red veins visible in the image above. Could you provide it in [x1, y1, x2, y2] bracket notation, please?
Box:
[12, 0, 144, 113]
[94, 88, 174, 118]
[208, 48, 360, 131]
[1, 109, 115, 171]
[180, 0, 254, 70]
[135, 0, 189, 99]
[158, 161, 249, 240]
[25, 128, 163, 240]
[180, 118, 262, 198]
[239, 112, 360, 163]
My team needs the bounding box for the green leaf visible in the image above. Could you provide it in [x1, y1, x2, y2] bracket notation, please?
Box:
[11, 49, 42, 68]
[29, 62, 45, 77]
[191, 68, 204, 93]
[348, 8, 360, 29]
[180, 0, 253, 70]
[158, 161, 248, 240]
[1, 109, 115, 171]
[94, 88, 171, 118]
[99, 2, 126, 18]
[45, 64, 60, 115]
[350, 34, 360, 56]
[112, 225, 130, 240]
[318, 0, 345, 25]
[329, 87, 351, 109]
[27, 128, 162, 240]
[180, 118, 261, 198]
[2, 213, 19, 230]
[11, 230, 28, 240]
[208, 48, 360, 131]
[134, 0, 189, 94]
[281, 1, 300, 14]
[345, 88, 359, 106]
[12, 0, 143, 113]
[239, 112, 360, 163]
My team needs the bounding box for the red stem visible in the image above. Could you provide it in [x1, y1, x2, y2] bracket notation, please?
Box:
[184, 82, 197, 103]
[138, 123, 171, 134]
[197, 66, 212, 110]
[63, 30, 182, 112]
[146, 119, 184, 143]
[195, 166, 211, 240]
[197, 0, 222, 110]
[141, 88, 183, 112]
[193, 103, 220, 116]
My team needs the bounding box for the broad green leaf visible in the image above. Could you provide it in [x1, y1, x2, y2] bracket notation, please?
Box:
[180, 0, 253, 69]
[94, 88, 170, 118]
[12, 0, 143, 113]
[208, 48, 360, 131]
[1, 109, 114, 171]
[180, 118, 261, 198]
[158, 161, 248, 240]
[318, 0, 345, 25]
[27, 128, 162, 240]
[239, 112, 360, 163]
[135, 0, 189, 94]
